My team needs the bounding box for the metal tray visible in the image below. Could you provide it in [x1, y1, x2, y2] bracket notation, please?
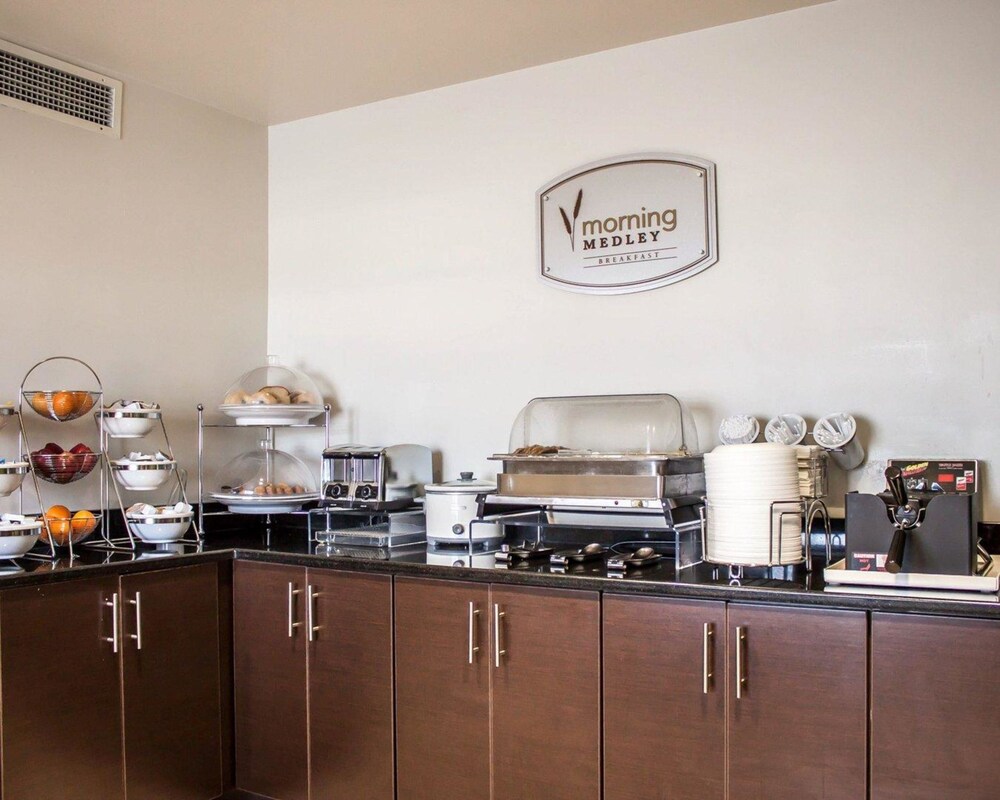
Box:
[314, 524, 425, 548]
[824, 558, 999, 593]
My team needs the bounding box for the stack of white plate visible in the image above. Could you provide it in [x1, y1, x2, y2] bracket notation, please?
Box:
[704, 443, 804, 566]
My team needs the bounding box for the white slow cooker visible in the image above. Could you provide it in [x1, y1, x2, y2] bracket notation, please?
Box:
[424, 472, 500, 545]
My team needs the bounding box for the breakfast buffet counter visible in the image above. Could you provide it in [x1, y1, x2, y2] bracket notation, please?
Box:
[3, 524, 999, 620]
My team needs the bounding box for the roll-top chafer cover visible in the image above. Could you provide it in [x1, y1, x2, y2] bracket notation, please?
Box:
[505, 394, 699, 456]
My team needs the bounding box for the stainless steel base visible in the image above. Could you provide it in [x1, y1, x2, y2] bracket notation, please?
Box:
[314, 525, 426, 548]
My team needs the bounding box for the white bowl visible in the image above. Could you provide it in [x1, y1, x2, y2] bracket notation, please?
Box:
[127, 512, 193, 543]
[0, 462, 29, 497]
[112, 460, 176, 491]
[96, 409, 160, 439]
[0, 521, 43, 557]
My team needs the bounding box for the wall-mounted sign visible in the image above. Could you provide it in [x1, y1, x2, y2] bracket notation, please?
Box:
[537, 153, 718, 295]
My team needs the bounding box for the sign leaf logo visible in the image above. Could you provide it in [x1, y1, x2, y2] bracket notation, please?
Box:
[559, 188, 584, 251]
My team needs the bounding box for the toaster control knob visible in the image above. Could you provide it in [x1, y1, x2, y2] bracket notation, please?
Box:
[358, 484, 373, 500]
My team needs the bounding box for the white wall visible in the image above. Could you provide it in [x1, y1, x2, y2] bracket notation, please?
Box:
[269, 0, 1000, 516]
[1, 74, 268, 513]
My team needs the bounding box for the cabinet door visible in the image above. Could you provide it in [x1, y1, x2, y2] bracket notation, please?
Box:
[872, 613, 1000, 800]
[120, 563, 223, 800]
[728, 604, 867, 800]
[234, 561, 308, 800]
[0, 576, 124, 800]
[491, 585, 601, 800]
[395, 577, 490, 800]
[604, 595, 726, 800]
[307, 569, 394, 800]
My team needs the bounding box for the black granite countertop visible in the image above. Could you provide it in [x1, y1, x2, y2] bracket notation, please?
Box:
[3, 519, 999, 620]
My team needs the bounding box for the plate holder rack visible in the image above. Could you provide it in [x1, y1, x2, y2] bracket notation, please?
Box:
[700, 496, 834, 582]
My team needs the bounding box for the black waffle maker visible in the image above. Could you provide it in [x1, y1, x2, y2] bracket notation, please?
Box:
[845, 459, 982, 576]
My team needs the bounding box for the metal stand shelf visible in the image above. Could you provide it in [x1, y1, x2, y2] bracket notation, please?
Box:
[99, 408, 203, 552]
[699, 495, 834, 583]
[1, 406, 58, 565]
[464, 495, 707, 573]
[15, 357, 107, 561]
[196, 403, 331, 539]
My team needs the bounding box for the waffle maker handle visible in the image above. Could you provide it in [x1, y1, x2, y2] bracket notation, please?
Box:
[884, 466, 910, 574]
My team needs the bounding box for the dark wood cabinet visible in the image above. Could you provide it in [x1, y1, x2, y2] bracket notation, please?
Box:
[0, 575, 125, 800]
[727, 603, 867, 800]
[233, 560, 309, 800]
[233, 562, 394, 800]
[395, 577, 491, 800]
[9, 556, 986, 800]
[491, 585, 601, 800]
[394, 580, 600, 800]
[120, 562, 223, 800]
[307, 568, 394, 800]
[871, 613, 1000, 800]
[603, 594, 726, 800]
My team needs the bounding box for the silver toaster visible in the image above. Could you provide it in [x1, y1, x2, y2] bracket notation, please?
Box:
[321, 444, 433, 511]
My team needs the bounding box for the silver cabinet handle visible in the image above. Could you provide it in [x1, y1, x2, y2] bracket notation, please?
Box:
[307, 584, 320, 642]
[287, 582, 302, 638]
[128, 592, 142, 650]
[104, 592, 119, 653]
[468, 601, 481, 664]
[736, 626, 747, 700]
[493, 603, 506, 668]
[703, 622, 714, 694]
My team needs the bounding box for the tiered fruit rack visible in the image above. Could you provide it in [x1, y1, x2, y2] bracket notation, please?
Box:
[101, 404, 203, 551]
[16, 356, 106, 560]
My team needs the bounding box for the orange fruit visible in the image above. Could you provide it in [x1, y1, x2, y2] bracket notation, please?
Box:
[43, 505, 72, 544]
[72, 392, 95, 415]
[46, 505, 71, 520]
[31, 392, 49, 417]
[71, 510, 97, 537]
[51, 391, 76, 420]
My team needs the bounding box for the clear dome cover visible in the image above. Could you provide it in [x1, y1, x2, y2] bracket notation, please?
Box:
[505, 394, 699, 455]
[215, 440, 319, 499]
[220, 355, 324, 426]
[222, 355, 322, 408]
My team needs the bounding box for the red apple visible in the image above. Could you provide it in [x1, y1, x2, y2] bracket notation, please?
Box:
[71, 443, 98, 473]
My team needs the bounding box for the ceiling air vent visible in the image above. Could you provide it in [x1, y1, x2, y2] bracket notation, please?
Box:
[0, 38, 122, 138]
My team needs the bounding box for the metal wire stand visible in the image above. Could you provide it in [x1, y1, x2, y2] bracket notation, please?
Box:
[1, 406, 54, 564]
[96, 411, 203, 552]
[197, 403, 331, 539]
[701, 496, 834, 582]
[16, 356, 107, 561]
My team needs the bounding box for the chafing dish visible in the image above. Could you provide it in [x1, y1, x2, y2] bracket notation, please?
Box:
[487, 394, 704, 516]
